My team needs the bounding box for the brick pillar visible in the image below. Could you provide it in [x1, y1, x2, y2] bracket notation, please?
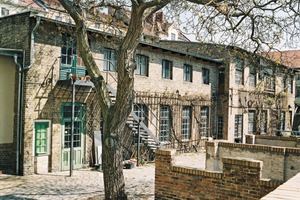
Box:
[222, 157, 264, 199]
[155, 149, 176, 198]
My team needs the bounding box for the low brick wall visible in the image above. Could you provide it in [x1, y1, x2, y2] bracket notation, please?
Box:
[206, 141, 300, 181]
[245, 135, 300, 148]
[155, 149, 280, 200]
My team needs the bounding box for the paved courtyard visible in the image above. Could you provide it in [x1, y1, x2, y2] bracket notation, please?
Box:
[0, 152, 205, 200]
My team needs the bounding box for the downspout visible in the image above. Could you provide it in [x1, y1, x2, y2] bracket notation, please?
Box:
[14, 16, 41, 175]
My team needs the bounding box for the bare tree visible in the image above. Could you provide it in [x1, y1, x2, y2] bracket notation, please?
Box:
[58, 0, 300, 199]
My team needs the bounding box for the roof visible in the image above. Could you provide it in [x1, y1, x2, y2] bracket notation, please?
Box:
[35, 14, 222, 65]
[140, 42, 223, 64]
[262, 50, 300, 69]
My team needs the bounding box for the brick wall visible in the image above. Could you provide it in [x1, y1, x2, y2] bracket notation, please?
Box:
[206, 141, 300, 181]
[155, 149, 280, 200]
[246, 135, 300, 148]
[0, 12, 32, 175]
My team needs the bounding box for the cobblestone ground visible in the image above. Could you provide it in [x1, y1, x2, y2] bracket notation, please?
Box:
[0, 152, 205, 200]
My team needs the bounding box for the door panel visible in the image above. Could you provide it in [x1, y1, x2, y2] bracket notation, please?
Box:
[61, 121, 84, 171]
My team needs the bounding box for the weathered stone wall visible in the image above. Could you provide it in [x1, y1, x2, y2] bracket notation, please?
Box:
[155, 149, 280, 200]
[246, 135, 300, 148]
[206, 141, 300, 181]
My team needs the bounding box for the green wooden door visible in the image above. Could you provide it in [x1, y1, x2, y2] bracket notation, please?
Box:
[61, 103, 85, 171]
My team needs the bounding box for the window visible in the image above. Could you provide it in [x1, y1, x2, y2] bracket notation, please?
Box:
[217, 116, 223, 139]
[134, 104, 149, 126]
[265, 75, 275, 91]
[287, 77, 293, 93]
[159, 105, 171, 142]
[202, 68, 209, 84]
[248, 111, 255, 134]
[95, 22, 100, 28]
[55, 16, 62, 21]
[235, 58, 244, 85]
[61, 103, 86, 148]
[162, 60, 172, 79]
[34, 121, 50, 156]
[60, 35, 86, 80]
[234, 115, 243, 140]
[260, 110, 267, 133]
[135, 54, 149, 76]
[183, 64, 192, 82]
[61, 34, 76, 65]
[181, 106, 191, 140]
[171, 33, 176, 40]
[219, 68, 225, 94]
[200, 107, 209, 137]
[261, 67, 275, 91]
[103, 48, 116, 71]
[249, 68, 256, 87]
[1, 8, 9, 16]
[279, 112, 285, 130]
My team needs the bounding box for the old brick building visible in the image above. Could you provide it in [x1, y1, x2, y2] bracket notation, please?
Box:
[160, 41, 295, 142]
[0, 11, 222, 175]
[0, 3, 295, 175]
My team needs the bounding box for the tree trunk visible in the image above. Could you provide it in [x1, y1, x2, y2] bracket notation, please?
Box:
[102, 114, 127, 199]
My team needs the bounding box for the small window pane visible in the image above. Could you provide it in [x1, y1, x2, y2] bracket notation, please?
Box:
[183, 64, 192, 82]
[162, 60, 172, 79]
[202, 68, 209, 84]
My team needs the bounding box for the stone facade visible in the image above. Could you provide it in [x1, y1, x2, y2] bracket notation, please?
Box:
[0, 12, 221, 175]
[159, 41, 296, 142]
[155, 149, 280, 200]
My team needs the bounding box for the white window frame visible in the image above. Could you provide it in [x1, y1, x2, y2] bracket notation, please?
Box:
[181, 106, 191, 140]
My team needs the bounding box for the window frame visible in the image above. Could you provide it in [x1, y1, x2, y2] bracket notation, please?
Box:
[249, 68, 256, 87]
[234, 115, 243, 139]
[162, 59, 173, 79]
[33, 120, 51, 156]
[235, 58, 244, 85]
[200, 106, 209, 137]
[202, 68, 210, 84]
[287, 77, 293, 94]
[103, 48, 116, 72]
[260, 110, 268, 133]
[248, 111, 256, 134]
[279, 111, 285, 130]
[159, 105, 171, 142]
[1, 7, 9, 16]
[183, 64, 193, 82]
[135, 54, 149, 76]
[217, 116, 223, 139]
[181, 106, 192, 140]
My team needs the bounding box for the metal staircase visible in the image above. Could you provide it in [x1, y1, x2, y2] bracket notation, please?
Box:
[106, 84, 161, 152]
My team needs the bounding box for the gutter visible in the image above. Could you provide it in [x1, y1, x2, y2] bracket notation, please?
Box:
[15, 16, 41, 175]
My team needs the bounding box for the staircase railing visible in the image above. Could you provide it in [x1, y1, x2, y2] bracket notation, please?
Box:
[96, 58, 161, 148]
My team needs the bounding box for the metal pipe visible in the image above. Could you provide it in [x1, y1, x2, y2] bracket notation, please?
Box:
[70, 78, 75, 177]
[14, 52, 24, 175]
[24, 16, 41, 71]
[13, 15, 41, 175]
[137, 118, 141, 167]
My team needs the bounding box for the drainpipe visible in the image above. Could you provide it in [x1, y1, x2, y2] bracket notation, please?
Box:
[14, 16, 41, 175]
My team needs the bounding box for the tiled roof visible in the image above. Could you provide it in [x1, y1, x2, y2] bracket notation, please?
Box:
[263, 50, 300, 69]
